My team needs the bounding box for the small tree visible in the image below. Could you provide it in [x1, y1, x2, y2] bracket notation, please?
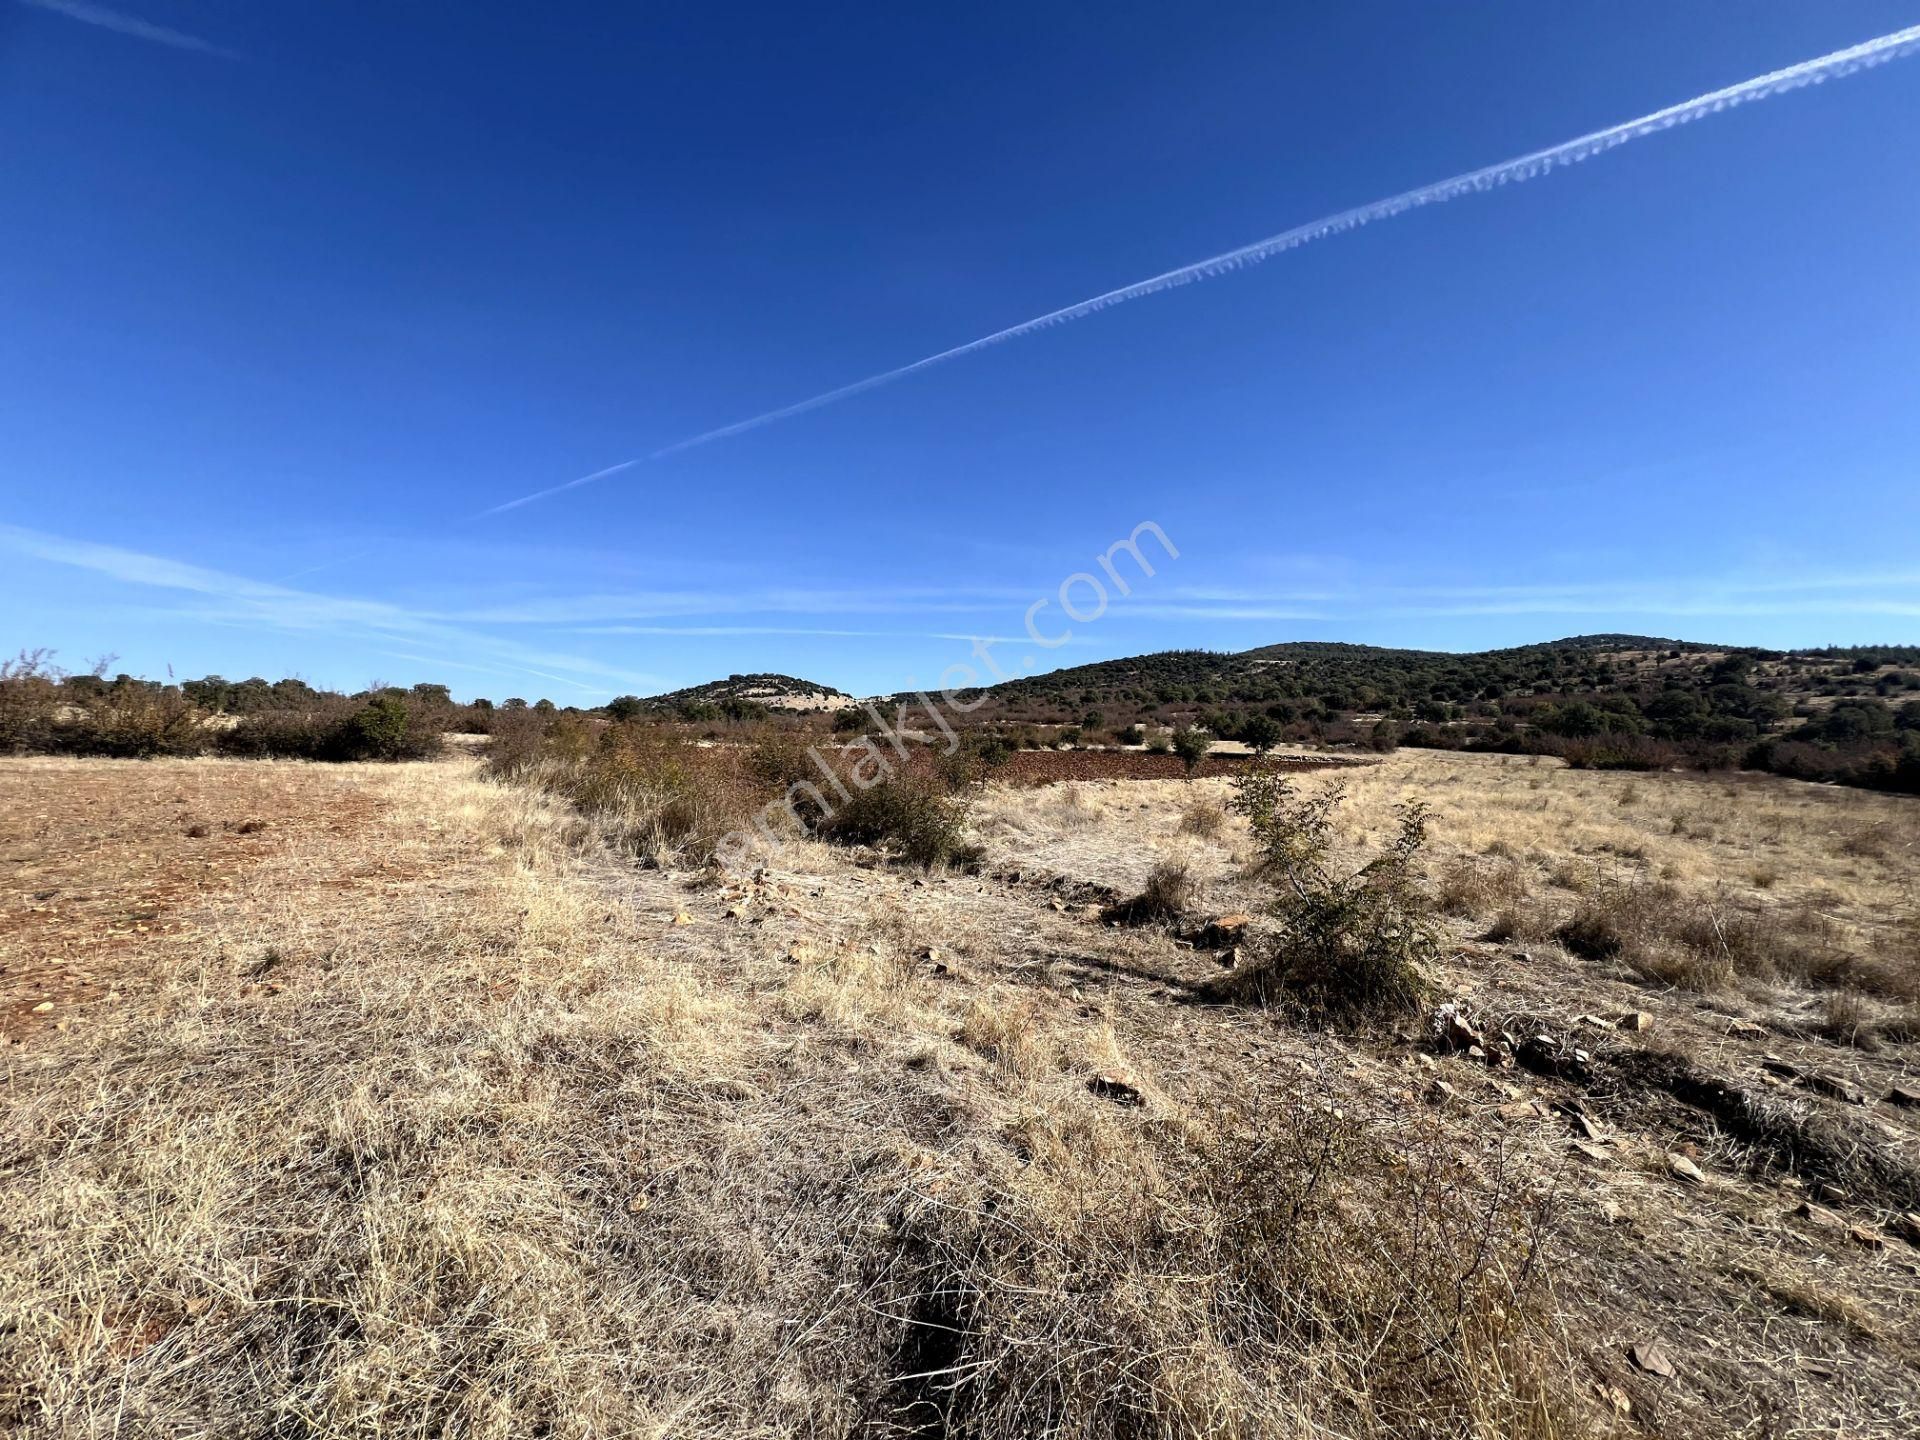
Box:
[1172, 725, 1213, 776]
[1240, 714, 1282, 754]
[606, 695, 647, 722]
[1219, 764, 1438, 1019]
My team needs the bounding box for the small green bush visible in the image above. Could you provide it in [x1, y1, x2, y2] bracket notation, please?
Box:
[1215, 765, 1438, 1019]
[218, 695, 441, 762]
[1172, 725, 1213, 774]
[816, 773, 980, 869]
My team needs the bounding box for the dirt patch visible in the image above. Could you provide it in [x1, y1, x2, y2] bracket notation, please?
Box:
[0, 758, 384, 1040]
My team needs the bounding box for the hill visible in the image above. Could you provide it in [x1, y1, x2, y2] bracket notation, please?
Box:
[964, 634, 1920, 790]
[630, 672, 853, 719]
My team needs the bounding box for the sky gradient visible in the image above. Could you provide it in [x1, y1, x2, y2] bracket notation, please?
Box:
[4, 2, 1919, 701]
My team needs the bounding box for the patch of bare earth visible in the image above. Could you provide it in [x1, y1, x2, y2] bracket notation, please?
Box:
[3, 750, 1918, 1436]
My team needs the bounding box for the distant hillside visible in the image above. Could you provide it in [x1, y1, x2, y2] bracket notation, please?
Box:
[964, 635, 1920, 791]
[635, 672, 852, 718]
[977, 635, 1709, 718]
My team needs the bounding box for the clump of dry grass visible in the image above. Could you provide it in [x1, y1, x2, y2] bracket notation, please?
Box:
[1434, 855, 1531, 920]
[497, 718, 763, 864]
[1101, 855, 1199, 928]
[1139, 857, 1196, 919]
[1178, 795, 1227, 838]
[1550, 877, 1866, 994]
[879, 1098, 1571, 1438]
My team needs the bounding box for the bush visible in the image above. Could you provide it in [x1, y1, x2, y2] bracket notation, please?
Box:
[1214, 766, 1438, 1019]
[966, 731, 1013, 770]
[218, 694, 441, 762]
[816, 773, 980, 869]
[1171, 725, 1213, 775]
[0, 649, 63, 752]
[1239, 713, 1282, 753]
[533, 725, 759, 863]
[56, 684, 206, 758]
[2, 653, 207, 758]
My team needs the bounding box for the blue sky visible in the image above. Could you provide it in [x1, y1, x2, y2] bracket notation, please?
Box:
[4, 1, 1918, 702]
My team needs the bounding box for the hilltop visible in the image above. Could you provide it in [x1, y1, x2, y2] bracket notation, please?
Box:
[627, 672, 854, 718]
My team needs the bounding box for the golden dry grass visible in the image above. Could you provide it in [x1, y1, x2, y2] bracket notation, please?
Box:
[4, 749, 1919, 1437]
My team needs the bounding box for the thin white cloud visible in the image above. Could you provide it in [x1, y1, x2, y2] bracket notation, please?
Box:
[1143, 570, 1920, 625]
[0, 524, 659, 691]
[17, 0, 240, 59]
[481, 21, 1920, 515]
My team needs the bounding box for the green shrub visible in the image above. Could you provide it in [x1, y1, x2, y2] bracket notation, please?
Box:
[816, 773, 979, 869]
[218, 695, 441, 762]
[1172, 725, 1213, 774]
[1214, 766, 1438, 1019]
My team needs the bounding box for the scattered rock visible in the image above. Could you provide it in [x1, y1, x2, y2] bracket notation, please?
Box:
[626, 1192, 650, 1214]
[1628, 1342, 1676, 1379]
[1667, 1154, 1706, 1185]
[1426, 1078, 1457, 1104]
[669, 911, 695, 926]
[1430, 1002, 1484, 1053]
[1195, 913, 1253, 947]
[1761, 1057, 1802, 1082]
[1571, 1113, 1610, 1144]
[1886, 1084, 1920, 1109]
[1725, 1018, 1768, 1038]
[1593, 1381, 1633, 1416]
[1088, 1073, 1145, 1107]
[1848, 1224, 1887, 1250]
[1611, 1011, 1654, 1033]
[1889, 1211, 1920, 1248]
[1806, 1073, 1867, 1105]
[31, 1002, 54, 1014]
[1571, 1141, 1613, 1163]
[699, 1075, 761, 1101]
[1793, 1201, 1843, 1229]
[1516, 1031, 1589, 1081]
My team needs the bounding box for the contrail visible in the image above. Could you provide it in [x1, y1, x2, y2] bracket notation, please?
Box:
[480, 22, 1920, 517]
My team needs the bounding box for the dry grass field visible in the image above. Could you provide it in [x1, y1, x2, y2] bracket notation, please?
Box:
[3, 749, 1918, 1437]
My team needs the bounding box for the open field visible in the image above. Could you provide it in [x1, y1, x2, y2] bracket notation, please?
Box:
[4, 749, 1919, 1437]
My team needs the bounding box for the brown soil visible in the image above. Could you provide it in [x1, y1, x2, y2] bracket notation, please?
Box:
[0, 758, 384, 1040]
